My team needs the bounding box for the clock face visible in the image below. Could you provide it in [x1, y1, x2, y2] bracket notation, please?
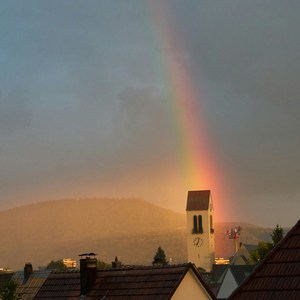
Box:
[193, 237, 203, 248]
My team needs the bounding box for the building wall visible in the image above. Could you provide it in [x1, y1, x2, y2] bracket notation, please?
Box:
[172, 269, 213, 300]
[186, 197, 215, 271]
[63, 258, 77, 269]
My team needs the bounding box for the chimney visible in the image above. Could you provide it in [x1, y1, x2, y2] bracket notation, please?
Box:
[24, 263, 33, 281]
[79, 253, 97, 296]
[112, 256, 122, 269]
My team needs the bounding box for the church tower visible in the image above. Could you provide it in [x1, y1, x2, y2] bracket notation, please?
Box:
[186, 190, 215, 271]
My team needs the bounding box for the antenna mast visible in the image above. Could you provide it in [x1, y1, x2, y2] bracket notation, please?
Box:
[226, 226, 241, 253]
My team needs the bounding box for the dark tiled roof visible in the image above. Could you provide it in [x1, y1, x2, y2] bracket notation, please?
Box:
[13, 270, 52, 300]
[229, 265, 255, 285]
[229, 219, 300, 300]
[90, 264, 186, 299]
[211, 264, 228, 281]
[34, 264, 216, 299]
[34, 271, 80, 299]
[186, 190, 211, 211]
[217, 265, 255, 300]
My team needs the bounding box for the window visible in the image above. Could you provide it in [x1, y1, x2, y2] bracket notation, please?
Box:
[192, 214, 203, 234]
[210, 215, 214, 233]
[193, 215, 198, 233]
[198, 215, 203, 233]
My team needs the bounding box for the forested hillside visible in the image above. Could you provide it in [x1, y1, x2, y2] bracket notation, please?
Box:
[0, 198, 276, 269]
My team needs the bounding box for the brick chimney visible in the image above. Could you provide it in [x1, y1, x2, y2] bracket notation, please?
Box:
[24, 263, 33, 281]
[79, 253, 97, 296]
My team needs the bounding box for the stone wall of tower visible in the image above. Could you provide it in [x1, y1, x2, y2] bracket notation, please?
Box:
[186, 191, 215, 272]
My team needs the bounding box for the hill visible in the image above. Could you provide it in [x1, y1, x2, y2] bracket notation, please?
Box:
[0, 198, 274, 270]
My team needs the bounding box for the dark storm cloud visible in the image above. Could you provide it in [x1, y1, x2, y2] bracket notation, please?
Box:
[0, 0, 299, 226]
[172, 1, 300, 90]
[0, 89, 32, 132]
[168, 2, 300, 181]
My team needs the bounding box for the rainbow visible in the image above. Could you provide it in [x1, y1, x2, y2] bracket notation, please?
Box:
[147, 2, 226, 219]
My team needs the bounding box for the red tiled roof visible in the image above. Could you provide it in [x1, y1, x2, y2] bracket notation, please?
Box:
[34, 264, 216, 299]
[229, 219, 300, 300]
[186, 190, 211, 211]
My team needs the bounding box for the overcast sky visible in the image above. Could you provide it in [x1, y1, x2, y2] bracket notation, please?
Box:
[1, 0, 299, 227]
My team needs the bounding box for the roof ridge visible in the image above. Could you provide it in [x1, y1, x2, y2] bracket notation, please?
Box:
[228, 218, 300, 299]
[97, 263, 190, 272]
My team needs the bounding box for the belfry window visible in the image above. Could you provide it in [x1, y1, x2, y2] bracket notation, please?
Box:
[210, 215, 214, 233]
[193, 215, 198, 233]
[192, 215, 203, 234]
[198, 215, 203, 233]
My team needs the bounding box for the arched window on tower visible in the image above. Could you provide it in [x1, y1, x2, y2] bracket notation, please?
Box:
[193, 215, 197, 233]
[192, 215, 203, 234]
[198, 215, 203, 233]
[210, 215, 214, 233]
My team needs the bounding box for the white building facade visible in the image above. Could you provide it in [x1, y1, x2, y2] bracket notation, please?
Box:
[186, 190, 215, 272]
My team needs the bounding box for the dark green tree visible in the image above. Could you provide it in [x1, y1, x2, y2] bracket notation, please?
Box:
[45, 260, 68, 271]
[250, 224, 284, 263]
[152, 246, 168, 266]
[97, 260, 111, 270]
[250, 241, 273, 263]
[271, 224, 283, 245]
[0, 280, 22, 300]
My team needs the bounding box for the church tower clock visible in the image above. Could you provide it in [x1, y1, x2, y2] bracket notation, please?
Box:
[186, 190, 215, 272]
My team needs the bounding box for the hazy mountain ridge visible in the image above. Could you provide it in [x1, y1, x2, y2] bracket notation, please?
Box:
[0, 198, 277, 270]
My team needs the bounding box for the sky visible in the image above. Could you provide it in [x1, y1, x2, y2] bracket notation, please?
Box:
[1, 0, 299, 227]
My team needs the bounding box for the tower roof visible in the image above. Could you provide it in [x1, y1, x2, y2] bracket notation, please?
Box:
[186, 190, 211, 211]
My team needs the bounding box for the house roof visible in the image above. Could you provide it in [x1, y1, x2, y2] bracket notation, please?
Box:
[229, 219, 300, 300]
[230, 243, 258, 265]
[34, 271, 80, 299]
[186, 190, 211, 211]
[212, 264, 228, 282]
[217, 265, 255, 287]
[229, 265, 256, 285]
[13, 270, 51, 300]
[34, 263, 216, 299]
[217, 265, 256, 300]
[242, 244, 258, 253]
[0, 269, 51, 300]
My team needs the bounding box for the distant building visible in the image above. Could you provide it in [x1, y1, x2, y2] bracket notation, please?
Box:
[215, 258, 230, 265]
[216, 265, 255, 299]
[186, 190, 215, 272]
[63, 258, 77, 269]
[230, 243, 258, 265]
